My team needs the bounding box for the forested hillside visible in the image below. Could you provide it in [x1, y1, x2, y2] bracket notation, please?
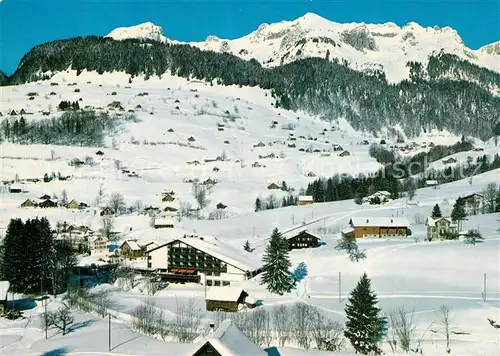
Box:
[4, 36, 500, 139]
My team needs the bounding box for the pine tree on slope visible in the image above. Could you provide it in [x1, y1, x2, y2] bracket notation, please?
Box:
[260, 228, 293, 295]
[431, 203, 442, 219]
[1, 219, 25, 292]
[344, 273, 382, 355]
[243, 240, 252, 252]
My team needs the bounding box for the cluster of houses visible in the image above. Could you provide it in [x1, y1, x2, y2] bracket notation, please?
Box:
[20, 195, 89, 210]
[56, 224, 108, 253]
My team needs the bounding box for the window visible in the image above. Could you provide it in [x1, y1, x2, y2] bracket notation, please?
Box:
[214, 280, 221, 286]
[223, 281, 230, 286]
[206, 280, 213, 286]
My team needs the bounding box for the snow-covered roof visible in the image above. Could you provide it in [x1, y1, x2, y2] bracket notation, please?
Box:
[425, 217, 456, 227]
[426, 180, 439, 185]
[0, 281, 10, 300]
[282, 229, 322, 241]
[298, 195, 313, 201]
[374, 190, 391, 197]
[205, 287, 247, 302]
[201, 319, 267, 356]
[122, 240, 141, 251]
[341, 227, 355, 234]
[350, 217, 409, 227]
[154, 218, 174, 225]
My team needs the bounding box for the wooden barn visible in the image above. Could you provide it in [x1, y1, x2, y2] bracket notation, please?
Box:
[205, 287, 249, 312]
[285, 230, 321, 250]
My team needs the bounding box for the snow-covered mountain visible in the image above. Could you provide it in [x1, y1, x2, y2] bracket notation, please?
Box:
[105, 13, 499, 82]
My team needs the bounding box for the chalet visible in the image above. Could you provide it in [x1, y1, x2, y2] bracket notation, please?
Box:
[442, 157, 457, 165]
[298, 195, 314, 206]
[203, 178, 216, 186]
[284, 230, 321, 250]
[9, 185, 22, 193]
[167, 128, 174, 132]
[332, 144, 343, 152]
[361, 140, 369, 145]
[212, 167, 220, 172]
[253, 142, 266, 148]
[10, 110, 17, 116]
[69, 158, 85, 167]
[187, 136, 196, 142]
[205, 287, 249, 312]
[162, 194, 175, 202]
[267, 183, 280, 190]
[143, 206, 161, 215]
[461, 193, 484, 215]
[21, 199, 37, 208]
[425, 217, 457, 241]
[39, 199, 58, 208]
[164, 205, 178, 213]
[154, 218, 175, 229]
[95, 150, 104, 156]
[251, 162, 262, 168]
[89, 235, 107, 253]
[313, 149, 321, 153]
[107, 101, 123, 109]
[305, 171, 316, 178]
[187, 160, 201, 166]
[224, 140, 230, 144]
[119, 240, 143, 258]
[0, 281, 10, 314]
[363, 191, 392, 204]
[216, 202, 227, 210]
[192, 319, 267, 356]
[473, 147, 484, 152]
[146, 235, 262, 285]
[65, 199, 80, 209]
[288, 143, 296, 148]
[345, 217, 409, 239]
[426, 180, 439, 188]
[78, 202, 89, 209]
[339, 150, 351, 157]
[39, 194, 51, 200]
[100, 207, 115, 216]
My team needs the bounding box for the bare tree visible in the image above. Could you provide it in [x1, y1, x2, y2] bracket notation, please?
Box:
[101, 215, 115, 241]
[172, 297, 205, 343]
[435, 305, 452, 353]
[114, 159, 121, 170]
[273, 304, 292, 347]
[60, 189, 68, 207]
[133, 200, 143, 213]
[178, 201, 192, 221]
[483, 182, 498, 213]
[245, 309, 270, 347]
[132, 299, 161, 336]
[291, 302, 312, 349]
[309, 308, 344, 351]
[115, 266, 136, 290]
[95, 182, 105, 207]
[208, 209, 227, 220]
[109, 192, 125, 216]
[192, 183, 209, 209]
[387, 306, 416, 353]
[92, 291, 111, 317]
[47, 302, 74, 335]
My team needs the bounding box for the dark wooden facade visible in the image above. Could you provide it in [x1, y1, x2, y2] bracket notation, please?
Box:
[206, 290, 248, 312]
[39, 199, 57, 208]
[287, 231, 320, 250]
[192, 342, 222, 356]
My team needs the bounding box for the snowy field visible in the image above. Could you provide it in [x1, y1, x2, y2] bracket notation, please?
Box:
[1, 71, 499, 355]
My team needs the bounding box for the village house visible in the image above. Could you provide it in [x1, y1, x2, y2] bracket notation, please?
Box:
[298, 195, 314, 206]
[192, 319, 267, 356]
[363, 191, 392, 204]
[343, 217, 410, 239]
[253, 142, 266, 148]
[305, 171, 316, 177]
[154, 218, 175, 229]
[442, 157, 457, 165]
[425, 217, 458, 241]
[89, 235, 108, 253]
[187, 136, 196, 142]
[267, 182, 280, 190]
[100, 206, 115, 216]
[65, 199, 80, 209]
[69, 158, 85, 167]
[205, 287, 249, 312]
[20, 198, 37, 208]
[146, 235, 262, 285]
[95, 150, 105, 156]
[8, 185, 22, 193]
[162, 194, 175, 202]
[216, 202, 227, 210]
[119, 240, 144, 258]
[426, 180, 439, 188]
[461, 193, 484, 215]
[284, 230, 321, 250]
[339, 150, 351, 157]
[38, 199, 58, 208]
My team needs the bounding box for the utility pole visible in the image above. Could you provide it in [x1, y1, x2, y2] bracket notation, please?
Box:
[483, 273, 487, 302]
[108, 314, 111, 351]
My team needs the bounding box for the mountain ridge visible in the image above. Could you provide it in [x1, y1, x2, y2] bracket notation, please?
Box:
[105, 13, 499, 82]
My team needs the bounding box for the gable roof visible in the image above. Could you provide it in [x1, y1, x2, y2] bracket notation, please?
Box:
[148, 235, 261, 272]
[350, 217, 409, 227]
[283, 229, 321, 241]
[198, 319, 267, 356]
[121, 240, 141, 251]
[425, 217, 456, 227]
[205, 287, 248, 302]
[0, 281, 10, 301]
[298, 195, 313, 201]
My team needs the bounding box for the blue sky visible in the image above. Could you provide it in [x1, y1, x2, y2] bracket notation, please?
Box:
[0, 0, 498, 74]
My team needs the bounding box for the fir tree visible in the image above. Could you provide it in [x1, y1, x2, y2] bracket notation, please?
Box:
[260, 228, 293, 295]
[335, 234, 358, 253]
[431, 203, 442, 219]
[243, 240, 252, 252]
[1, 219, 25, 292]
[463, 229, 485, 245]
[344, 273, 383, 355]
[292, 262, 308, 283]
[451, 197, 466, 231]
[254, 197, 262, 212]
[495, 190, 500, 213]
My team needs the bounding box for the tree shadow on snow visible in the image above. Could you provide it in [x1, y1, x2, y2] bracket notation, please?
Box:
[66, 319, 96, 334]
[40, 348, 68, 356]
